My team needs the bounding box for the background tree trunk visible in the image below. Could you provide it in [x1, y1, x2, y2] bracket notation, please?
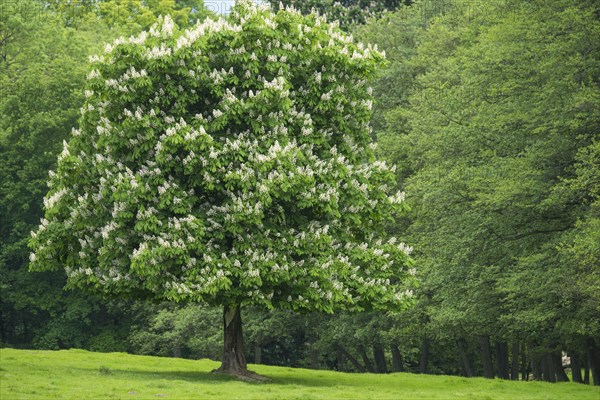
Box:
[496, 341, 510, 379]
[310, 346, 320, 370]
[419, 339, 429, 374]
[373, 343, 388, 374]
[553, 353, 568, 382]
[358, 344, 375, 373]
[334, 344, 366, 372]
[511, 341, 519, 380]
[583, 350, 590, 384]
[542, 353, 556, 383]
[254, 345, 262, 365]
[172, 343, 182, 358]
[391, 344, 404, 372]
[570, 351, 582, 383]
[521, 343, 529, 381]
[458, 338, 474, 377]
[529, 343, 542, 381]
[479, 336, 494, 379]
[589, 338, 600, 386]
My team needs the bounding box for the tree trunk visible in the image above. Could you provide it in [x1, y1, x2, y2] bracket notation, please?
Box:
[0, 313, 6, 344]
[391, 344, 404, 372]
[570, 351, 582, 383]
[590, 338, 600, 386]
[458, 338, 474, 377]
[334, 343, 366, 372]
[212, 305, 265, 380]
[529, 343, 542, 381]
[521, 343, 528, 381]
[358, 344, 375, 373]
[254, 345, 262, 365]
[173, 343, 182, 358]
[496, 341, 510, 380]
[419, 338, 429, 374]
[542, 353, 556, 383]
[310, 346, 320, 370]
[511, 341, 519, 380]
[23, 317, 28, 345]
[373, 343, 388, 374]
[584, 349, 590, 384]
[553, 353, 568, 382]
[479, 336, 494, 379]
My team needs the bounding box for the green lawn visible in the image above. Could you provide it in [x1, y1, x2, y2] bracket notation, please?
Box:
[0, 348, 598, 399]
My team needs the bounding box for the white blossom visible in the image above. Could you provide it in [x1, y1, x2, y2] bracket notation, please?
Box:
[87, 69, 100, 80]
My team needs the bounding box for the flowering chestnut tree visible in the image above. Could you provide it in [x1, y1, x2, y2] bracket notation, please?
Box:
[29, 1, 415, 378]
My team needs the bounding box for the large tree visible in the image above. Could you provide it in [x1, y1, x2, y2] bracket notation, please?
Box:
[29, 1, 415, 379]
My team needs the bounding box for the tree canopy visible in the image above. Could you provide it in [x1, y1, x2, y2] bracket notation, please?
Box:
[27, 0, 415, 378]
[30, 1, 414, 313]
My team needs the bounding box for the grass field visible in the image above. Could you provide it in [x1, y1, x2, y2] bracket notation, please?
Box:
[1, 348, 598, 399]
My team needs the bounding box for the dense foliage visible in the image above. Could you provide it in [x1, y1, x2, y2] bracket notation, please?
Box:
[29, 1, 414, 314]
[357, 0, 600, 383]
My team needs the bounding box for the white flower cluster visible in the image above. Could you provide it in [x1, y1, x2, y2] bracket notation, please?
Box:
[263, 76, 286, 91]
[176, 17, 241, 50]
[119, 66, 147, 82]
[145, 43, 172, 60]
[87, 69, 100, 80]
[398, 242, 413, 256]
[44, 188, 67, 210]
[388, 191, 406, 204]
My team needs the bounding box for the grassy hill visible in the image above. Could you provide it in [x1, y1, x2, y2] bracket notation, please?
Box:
[1, 348, 598, 399]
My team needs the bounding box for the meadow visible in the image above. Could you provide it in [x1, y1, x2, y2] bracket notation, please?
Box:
[1, 348, 598, 399]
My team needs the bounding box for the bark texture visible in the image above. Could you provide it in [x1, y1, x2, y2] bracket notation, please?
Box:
[212, 305, 266, 381]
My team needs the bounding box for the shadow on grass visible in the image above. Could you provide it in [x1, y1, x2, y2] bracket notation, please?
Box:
[77, 366, 337, 388]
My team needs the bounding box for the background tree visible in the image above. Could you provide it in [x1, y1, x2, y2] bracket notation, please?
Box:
[128, 303, 222, 359]
[271, 0, 412, 31]
[28, 1, 415, 379]
[0, 0, 114, 349]
[364, 0, 600, 382]
[46, 0, 211, 30]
